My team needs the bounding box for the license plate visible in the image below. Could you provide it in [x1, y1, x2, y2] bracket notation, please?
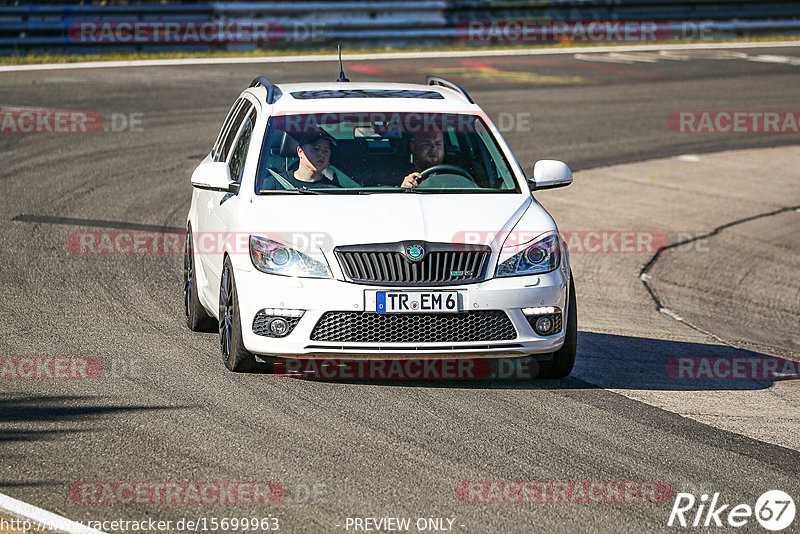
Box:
[371, 291, 460, 313]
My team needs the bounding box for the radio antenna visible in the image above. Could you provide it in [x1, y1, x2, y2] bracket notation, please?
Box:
[337, 45, 349, 82]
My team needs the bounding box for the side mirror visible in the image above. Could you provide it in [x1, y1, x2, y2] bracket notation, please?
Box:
[528, 160, 573, 191]
[191, 162, 237, 193]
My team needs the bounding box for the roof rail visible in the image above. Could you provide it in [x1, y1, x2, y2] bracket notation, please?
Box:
[249, 76, 281, 104]
[425, 76, 474, 104]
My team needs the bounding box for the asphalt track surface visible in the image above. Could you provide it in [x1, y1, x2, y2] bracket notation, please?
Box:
[1, 46, 799, 533]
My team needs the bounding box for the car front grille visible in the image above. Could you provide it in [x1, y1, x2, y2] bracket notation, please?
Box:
[310, 311, 516, 343]
[335, 242, 491, 286]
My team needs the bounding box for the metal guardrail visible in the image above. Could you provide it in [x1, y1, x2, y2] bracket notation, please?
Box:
[0, 1, 798, 54]
[213, 2, 448, 14]
[449, 0, 800, 22]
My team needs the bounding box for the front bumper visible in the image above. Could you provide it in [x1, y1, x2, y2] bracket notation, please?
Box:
[235, 267, 569, 359]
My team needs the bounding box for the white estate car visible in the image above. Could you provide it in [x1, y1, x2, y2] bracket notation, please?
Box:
[185, 76, 577, 377]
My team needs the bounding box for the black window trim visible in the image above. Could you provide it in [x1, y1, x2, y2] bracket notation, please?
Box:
[228, 108, 258, 190]
[212, 98, 244, 161]
[218, 100, 254, 165]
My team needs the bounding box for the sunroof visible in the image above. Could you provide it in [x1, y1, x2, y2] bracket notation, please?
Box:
[290, 89, 445, 100]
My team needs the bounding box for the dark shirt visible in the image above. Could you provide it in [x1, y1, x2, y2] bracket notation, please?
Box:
[261, 169, 340, 191]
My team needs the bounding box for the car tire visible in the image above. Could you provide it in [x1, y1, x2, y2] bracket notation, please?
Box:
[538, 272, 577, 379]
[184, 229, 214, 332]
[219, 256, 257, 372]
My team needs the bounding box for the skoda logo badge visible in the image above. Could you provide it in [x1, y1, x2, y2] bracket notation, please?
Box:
[405, 244, 425, 261]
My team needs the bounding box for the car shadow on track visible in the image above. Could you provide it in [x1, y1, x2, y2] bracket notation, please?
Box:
[264, 331, 799, 391]
[0, 394, 185, 445]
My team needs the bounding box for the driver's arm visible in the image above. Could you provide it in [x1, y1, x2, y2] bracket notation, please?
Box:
[401, 171, 421, 189]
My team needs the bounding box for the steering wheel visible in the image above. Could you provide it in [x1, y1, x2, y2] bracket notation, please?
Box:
[418, 164, 475, 183]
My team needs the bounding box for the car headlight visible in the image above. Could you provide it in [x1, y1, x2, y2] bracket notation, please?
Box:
[496, 233, 561, 277]
[249, 236, 331, 278]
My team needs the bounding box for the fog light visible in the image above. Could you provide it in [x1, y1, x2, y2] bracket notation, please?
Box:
[269, 318, 290, 336]
[522, 307, 562, 336]
[535, 316, 553, 335]
[253, 309, 303, 338]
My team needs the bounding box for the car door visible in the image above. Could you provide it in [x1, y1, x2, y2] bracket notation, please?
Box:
[195, 97, 244, 277]
[196, 98, 251, 286]
[203, 100, 258, 292]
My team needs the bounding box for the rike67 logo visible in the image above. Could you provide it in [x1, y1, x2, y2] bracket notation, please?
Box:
[668, 490, 796, 531]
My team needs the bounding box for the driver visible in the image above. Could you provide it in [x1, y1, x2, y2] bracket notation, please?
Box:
[400, 129, 445, 189]
[262, 130, 339, 190]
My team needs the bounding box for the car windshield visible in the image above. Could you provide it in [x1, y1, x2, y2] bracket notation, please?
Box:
[255, 112, 521, 194]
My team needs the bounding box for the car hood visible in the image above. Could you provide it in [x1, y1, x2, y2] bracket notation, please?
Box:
[244, 193, 555, 253]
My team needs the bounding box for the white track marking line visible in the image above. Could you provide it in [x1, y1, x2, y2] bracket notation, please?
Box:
[576, 49, 754, 64]
[0, 41, 798, 72]
[659, 307, 685, 322]
[0, 104, 64, 111]
[746, 54, 800, 65]
[0, 492, 107, 534]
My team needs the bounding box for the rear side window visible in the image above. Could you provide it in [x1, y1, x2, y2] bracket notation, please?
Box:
[229, 110, 257, 183]
[212, 98, 243, 160]
[219, 101, 254, 163]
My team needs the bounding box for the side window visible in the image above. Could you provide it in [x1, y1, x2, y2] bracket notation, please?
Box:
[228, 110, 257, 184]
[212, 98, 243, 160]
[219, 101, 254, 163]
